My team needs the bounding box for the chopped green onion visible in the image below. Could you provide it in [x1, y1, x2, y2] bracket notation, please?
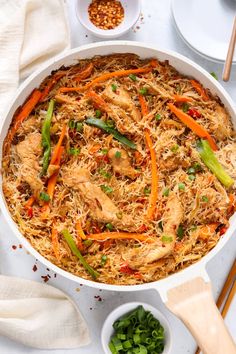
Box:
[68, 119, 76, 129]
[95, 109, 102, 118]
[129, 74, 137, 81]
[139, 87, 148, 96]
[161, 235, 173, 243]
[190, 225, 198, 232]
[178, 182, 185, 191]
[106, 223, 114, 231]
[162, 187, 170, 197]
[101, 148, 108, 155]
[188, 174, 196, 181]
[196, 139, 234, 188]
[210, 72, 218, 80]
[62, 229, 99, 279]
[76, 122, 83, 133]
[106, 119, 115, 128]
[171, 144, 179, 153]
[68, 147, 80, 156]
[99, 169, 111, 179]
[177, 225, 184, 240]
[101, 185, 113, 194]
[111, 84, 117, 92]
[158, 221, 163, 231]
[110, 305, 165, 354]
[182, 102, 189, 113]
[85, 118, 137, 150]
[187, 167, 195, 174]
[39, 192, 50, 202]
[192, 162, 203, 172]
[83, 239, 93, 247]
[202, 195, 209, 202]
[101, 255, 107, 266]
[144, 187, 151, 195]
[155, 114, 161, 121]
[115, 150, 121, 158]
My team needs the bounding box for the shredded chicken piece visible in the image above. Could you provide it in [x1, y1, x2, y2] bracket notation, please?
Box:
[102, 85, 141, 122]
[63, 166, 132, 228]
[108, 148, 138, 179]
[123, 194, 183, 269]
[16, 132, 43, 196]
[207, 104, 233, 140]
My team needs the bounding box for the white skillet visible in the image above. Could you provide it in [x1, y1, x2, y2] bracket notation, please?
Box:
[0, 42, 236, 354]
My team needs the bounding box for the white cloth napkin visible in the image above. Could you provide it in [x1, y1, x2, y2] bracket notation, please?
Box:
[0, 1, 90, 349]
[0, 0, 70, 119]
[0, 275, 90, 349]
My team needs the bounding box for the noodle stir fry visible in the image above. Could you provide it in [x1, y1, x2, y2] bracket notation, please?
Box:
[2, 54, 236, 284]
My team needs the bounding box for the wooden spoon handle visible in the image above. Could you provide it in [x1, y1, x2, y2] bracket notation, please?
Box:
[223, 16, 236, 82]
[166, 277, 236, 354]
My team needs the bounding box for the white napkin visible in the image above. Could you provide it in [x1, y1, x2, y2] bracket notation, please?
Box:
[0, 275, 90, 349]
[0, 0, 70, 119]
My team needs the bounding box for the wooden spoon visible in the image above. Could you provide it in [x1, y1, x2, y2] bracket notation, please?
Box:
[223, 16, 236, 82]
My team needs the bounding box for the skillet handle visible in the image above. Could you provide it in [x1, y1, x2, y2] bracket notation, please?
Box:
[165, 277, 236, 354]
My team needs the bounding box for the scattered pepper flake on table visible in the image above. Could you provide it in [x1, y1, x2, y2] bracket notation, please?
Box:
[11, 245, 17, 250]
[32, 264, 38, 272]
[88, 0, 124, 30]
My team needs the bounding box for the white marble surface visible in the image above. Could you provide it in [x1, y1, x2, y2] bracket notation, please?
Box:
[0, 0, 236, 353]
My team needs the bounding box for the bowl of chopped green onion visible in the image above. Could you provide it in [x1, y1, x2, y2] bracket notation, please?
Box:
[101, 302, 172, 354]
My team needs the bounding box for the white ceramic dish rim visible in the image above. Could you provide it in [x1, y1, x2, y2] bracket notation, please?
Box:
[171, 0, 236, 64]
[75, 0, 141, 38]
[0, 41, 236, 302]
[101, 302, 173, 354]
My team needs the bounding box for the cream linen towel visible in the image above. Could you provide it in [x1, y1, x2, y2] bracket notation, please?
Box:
[0, 0, 70, 119]
[0, 275, 90, 349]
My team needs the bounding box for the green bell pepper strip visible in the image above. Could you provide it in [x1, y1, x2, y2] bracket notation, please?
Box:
[196, 139, 234, 188]
[62, 229, 99, 280]
[85, 117, 137, 150]
[41, 99, 55, 175]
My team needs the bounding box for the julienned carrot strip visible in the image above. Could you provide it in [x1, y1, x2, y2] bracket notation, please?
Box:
[59, 61, 157, 93]
[173, 94, 193, 103]
[4, 89, 41, 155]
[41, 147, 64, 216]
[25, 196, 35, 209]
[167, 103, 218, 151]
[74, 63, 94, 82]
[190, 80, 209, 101]
[228, 193, 235, 214]
[50, 124, 67, 164]
[145, 129, 158, 220]
[76, 221, 87, 240]
[138, 94, 149, 116]
[87, 232, 155, 243]
[40, 71, 66, 102]
[51, 227, 60, 261]
[88, 144, 101, 154]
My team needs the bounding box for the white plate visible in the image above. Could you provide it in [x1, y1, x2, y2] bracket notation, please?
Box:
[172, 0, 236, 63]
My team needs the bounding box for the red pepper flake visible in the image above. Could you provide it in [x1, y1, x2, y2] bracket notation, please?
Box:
[188, 108, 201, 118]
[94, 295, 102, 302]
[19, 244, 22, 249]
[220, 226, 228, 236]
[90, 307, 93, 310]
[12, 245, 17, 250]
[27, 207, 33, 218]
[120, 262, 143, 279]
[32, 264, 38, 272]
[41, 275, 50, 283]
[138, 224, 148, 233]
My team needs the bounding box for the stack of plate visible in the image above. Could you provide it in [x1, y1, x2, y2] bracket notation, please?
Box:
[172, 0, 236, 63]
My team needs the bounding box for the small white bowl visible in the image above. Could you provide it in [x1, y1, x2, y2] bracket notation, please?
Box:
[75, 0, 141, 39]
[101, 302, 172, 354]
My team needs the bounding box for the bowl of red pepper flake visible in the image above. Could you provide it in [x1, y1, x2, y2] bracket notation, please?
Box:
[76, 0, 141, 38]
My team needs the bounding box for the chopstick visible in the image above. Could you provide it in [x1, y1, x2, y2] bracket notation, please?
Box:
[195, 259, 236, 354]
[223, 16, 236, 82]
